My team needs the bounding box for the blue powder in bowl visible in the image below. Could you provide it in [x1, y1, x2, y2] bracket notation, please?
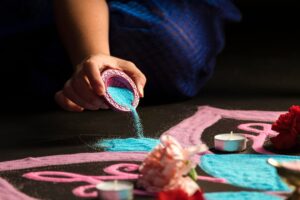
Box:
[107, 86, 144, 138]
[107, 87, 135, 109]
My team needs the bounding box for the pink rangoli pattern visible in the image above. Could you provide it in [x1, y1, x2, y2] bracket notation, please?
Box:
[0, 106, 284, 199]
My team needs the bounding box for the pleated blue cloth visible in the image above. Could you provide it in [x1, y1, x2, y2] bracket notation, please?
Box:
[0, 0, 241, 99]
[109, 0, 241, 98]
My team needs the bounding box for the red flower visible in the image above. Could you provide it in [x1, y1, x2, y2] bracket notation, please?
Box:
[271, 105, 300, 150]
[157, 189, 205, 200]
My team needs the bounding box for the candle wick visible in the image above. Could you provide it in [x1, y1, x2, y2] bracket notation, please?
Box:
[229, 131, 233, 140]
[114, 180, 118, 190]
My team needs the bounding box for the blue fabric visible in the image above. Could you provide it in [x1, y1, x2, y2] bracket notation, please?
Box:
[109, 0, 241, 98]
[95, 137, 159, 152]
[200, 154, 300, 191]
[0, 0, 241, 99]
[205, 192, 282, 200]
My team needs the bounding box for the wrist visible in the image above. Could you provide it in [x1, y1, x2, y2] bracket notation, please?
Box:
[74, 48, 110, 66]
[74, 52, 108, 71]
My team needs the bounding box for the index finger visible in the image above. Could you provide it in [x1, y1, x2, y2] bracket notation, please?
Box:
[83, 59, 106, 96]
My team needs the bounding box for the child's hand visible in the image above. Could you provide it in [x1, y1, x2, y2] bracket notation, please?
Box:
[55, 54, 146, 112]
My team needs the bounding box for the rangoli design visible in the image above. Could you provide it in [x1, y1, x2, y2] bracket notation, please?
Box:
[0, 106, 291, 199]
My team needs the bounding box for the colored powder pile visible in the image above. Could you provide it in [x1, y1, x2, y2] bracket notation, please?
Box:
[93, 86, 160, 152]
[204, 192, 281, 200]
[95, 137, 159, 152]
[107, 86, 144, 138]
[200, 154, 300, 191]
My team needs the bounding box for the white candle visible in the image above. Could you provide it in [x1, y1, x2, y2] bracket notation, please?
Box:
[96, 180, 133, 200]
[268, 158, 300, 172]
[214, 131, 247, 152]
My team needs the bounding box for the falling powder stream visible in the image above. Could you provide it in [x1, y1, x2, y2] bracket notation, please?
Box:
[94, 86, 159, 152]
[106, 86, 144, 138]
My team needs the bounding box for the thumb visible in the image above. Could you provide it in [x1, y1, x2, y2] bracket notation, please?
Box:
[117, 60, 147, 97]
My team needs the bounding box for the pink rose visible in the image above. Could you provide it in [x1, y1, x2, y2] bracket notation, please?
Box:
[138, 135, 207, 196]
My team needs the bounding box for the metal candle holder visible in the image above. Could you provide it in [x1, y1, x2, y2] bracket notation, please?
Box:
[268, 158, 300, 200]
[214, 132, 247, 152]
[96, 180, 134, 200]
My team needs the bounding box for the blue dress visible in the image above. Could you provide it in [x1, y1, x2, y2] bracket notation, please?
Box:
[109, 0, 241, 98]
[0, 0, 241, 100]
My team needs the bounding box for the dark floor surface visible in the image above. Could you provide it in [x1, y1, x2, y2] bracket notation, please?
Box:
[0, 93, 299, 162]
[0, 93, 298, 199]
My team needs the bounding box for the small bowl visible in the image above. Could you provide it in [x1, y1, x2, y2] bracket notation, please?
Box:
[214, 133, 247, 152]
[102, 69, 139, 112]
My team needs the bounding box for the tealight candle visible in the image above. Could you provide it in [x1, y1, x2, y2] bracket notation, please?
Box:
[214, 131, 247, 152]
[96, 180, 133, 200]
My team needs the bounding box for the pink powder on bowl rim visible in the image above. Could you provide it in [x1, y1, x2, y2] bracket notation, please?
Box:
[101, 69, 139, 112]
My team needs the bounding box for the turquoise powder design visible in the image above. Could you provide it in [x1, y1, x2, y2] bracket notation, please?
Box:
[205, 192, 281, 200]
[200, 154, 300, 191]
[94, 86, 159, 152]
[96, 137, 159, 152]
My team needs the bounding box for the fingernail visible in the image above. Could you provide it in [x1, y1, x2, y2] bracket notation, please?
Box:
[93, 83, 106, 96]
[97, 89, 105, 96]
[138, 85, 144, 97]
[100, 87, 106, 96]
[75, 107, 84, 112]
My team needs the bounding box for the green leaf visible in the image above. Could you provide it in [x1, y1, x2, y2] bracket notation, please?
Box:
[188, 167, 198, 181]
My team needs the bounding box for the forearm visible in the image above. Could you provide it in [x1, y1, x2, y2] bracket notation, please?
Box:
[53, 0, 110, 66]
